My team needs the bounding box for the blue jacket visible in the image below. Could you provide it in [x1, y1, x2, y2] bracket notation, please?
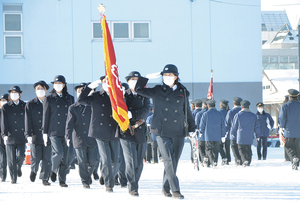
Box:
[195, 107, 208, 141]
[219, 108, 229, 140]
[200, 108, 226, 141]
[225, 107, 241, 140]
[278, 99, 300, 138]
[230, 109, 261, 145]
[192, 108, 202, 119]
[256, 111, 274, 137]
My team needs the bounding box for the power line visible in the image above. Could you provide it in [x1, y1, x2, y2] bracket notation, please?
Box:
[210, 0, 260, 7]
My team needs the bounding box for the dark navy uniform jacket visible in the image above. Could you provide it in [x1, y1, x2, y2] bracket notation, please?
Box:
[65, 102, 97, 149]
[1, 100, 26, 145]
[135, 77, 196, 137]
[42, 92, 74, 137]
[119, 89, 151, 144]
[25, 97, 46, 145]
[278, 99, 300, 138]
[200, 108, 226, 141]
[219, 108, 229, 139]
[256, 111, 274, 137]
[230, 110, 261, 145]
[77, 87, 118, 141]
[225, 107, 241, 140]
[192, 108, 202, 119]
[0, 110, 4, 145]
[195, 107, 208, 141]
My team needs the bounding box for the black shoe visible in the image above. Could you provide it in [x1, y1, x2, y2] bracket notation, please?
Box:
[121, 184, 127, 188]
[50, 171, 57, 182]
[30, 171, 37, 182]
[83, 184, 90, 189]
[258, 157, 261, 160]
[17, 169, 22, 177]
[11, 180, 16, 184]
[172, 191, 184, 199]
[105, 187, 113, 193]
[59, 181, 68, 187]
[162, 190, 172, 197]
[93, 173, 99, 180]
[114, 179, 120, 186]
[99, 176, 104, 185]
[42, 180, 51, 186]
[130, 191, 139, 197]
[263, 158, 266, 160]
[69, 164, 75, 169]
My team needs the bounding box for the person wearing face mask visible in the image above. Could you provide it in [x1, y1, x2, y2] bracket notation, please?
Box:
[117, 71, 151, 196]
[25, 80, 51, 186]
[42, 75, 74, 187]
[65, 83, 97, 189]
[0, 93, 9, 182]
[1, 86, 26, 184]
[78, 76, 119, 193]
[135, 64, 196, 199]
[256, 102, 274, 160]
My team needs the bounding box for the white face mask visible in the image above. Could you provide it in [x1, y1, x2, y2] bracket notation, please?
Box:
[102, 82, 109, 92]
[53, 84, 64, 92]
[36, 90, 46, 98]
[10, 92, 20, 101]
[128, 80, 137, 90]
[257, 108, 264, 113]
[163, 76, 175, 86]
[0, 100, 7, 107]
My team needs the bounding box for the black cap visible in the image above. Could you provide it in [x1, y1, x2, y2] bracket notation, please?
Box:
[51, 75, 66, 84]
[194, 99, 202, 107]
[34, 80, 49, 90]
[207, 100, 216, 107]
[8, 86, 22, 93]
[121, 82, 129, 91]
[233, 97, 242, 105]
[288, 89, 299, 98]
[125, 71, 141, 81]
[220, 99, 229, 105]
[201, 98, 208, 104]
[160, 64, 179, 76]
[0, 93, 9, 101]
[241, 100, 250, 108]
[256, 102, 264, 107]
[74, 82, 87, 91]
[100, 76, 106, 81]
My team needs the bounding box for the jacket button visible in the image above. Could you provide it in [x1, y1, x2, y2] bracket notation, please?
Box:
[65, 105, 67, 108]
[84, 131, 86, 134]
[109, 124, 111, 127]
[129, 107, 132, 110]
[180, 89, 183, 92]
[165, 108, 168, 111]
[38, 111, 41, 114]
[110, 115, 112, 117]
[65, 113, 67, 116]
[15, 129, 17, 131]
[177, 100, 180, 103]
[14, 113, 16, 115]
[166, 98, 169, 101]
[82, 114, 85, 117]
[58, 114, 61, 116]
[102, 104, 105, 107]
[22, 128, 24, 131]
[15, 121, 17, 123]
[164, 118, 167, 121]
[83, 123, 86, 125]
[39, 120, 41, 123]
[101, 114, 104, 116]
[175, 110, 178, 113]
[21, 113, 23, 115]
[174, 120, 177, 123]
[100, 123, 103, 125]
[139, 126, 142, 129]
[39, 129, 42, 131]
[57, 105, 60, 108]
[58, 122, 60, 124]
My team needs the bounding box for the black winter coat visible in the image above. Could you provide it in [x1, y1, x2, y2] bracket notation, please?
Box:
[65, 102, 97, 149]
[77, 87, 118, 141]
[42, 92, 74, 137]
[135, 77, 196, 137]
[119, 89, 151, 144]
[1, 100, 26, 145]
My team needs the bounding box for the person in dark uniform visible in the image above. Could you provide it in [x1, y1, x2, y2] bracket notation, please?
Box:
[65, 82, 98, 189]
[225, 97, 242, 165]
[218, 99, 230, 165]
[256, 102, 274, 160]
[135, 64, 196, 199]
[192, 99, 202, 119]
[278, 89, 300, 170]
[25, 80, 51, 186]
[42, 75, 74, 187]
[0, 93, 9, 182]
[78, 76, 119, 193]
[230, 100, 260, 167]
[200, 100, 226, 167]
[118, 71, 151, 196]
[1, 86, 26, 184]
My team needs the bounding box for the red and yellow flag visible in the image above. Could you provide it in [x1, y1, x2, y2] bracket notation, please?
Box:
[207, 70, 214, 100]
[101, 14, 129, 132]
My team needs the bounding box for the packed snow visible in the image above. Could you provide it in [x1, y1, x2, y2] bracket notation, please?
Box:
[1, 142, 299, 202]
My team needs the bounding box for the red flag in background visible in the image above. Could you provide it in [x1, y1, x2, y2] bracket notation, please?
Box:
[207, 70, 214, 100]
[101, 13, 129, 132]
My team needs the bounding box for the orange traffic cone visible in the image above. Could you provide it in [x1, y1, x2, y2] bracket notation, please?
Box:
[25, 143, 31, 165]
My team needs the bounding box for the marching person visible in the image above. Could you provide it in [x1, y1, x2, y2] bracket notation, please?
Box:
[118, 71, 151, 196]
[78, 76, 119, 193]
[230, 100, 260, 167]
[135, 64, 196, 199]
[25, 80, 51, 186]
[65, 83, 98, 189]
[225, 97, 243, 165]
[256, 102, 274, 160]
[42, 75, 74, 187]
[0, 93, 9, 182]
[218, 99, 230, 165]
[1, 86, 26, 184]
[278, 89, 300, 170]
[192, 99, 202, 119]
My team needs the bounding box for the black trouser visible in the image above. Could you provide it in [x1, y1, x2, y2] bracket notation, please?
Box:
[205, 141, 219, 164]
[145, 143, 152, 163]
[285, 137, 300, 166]
[151, 141, 158, 163]
[118, 144, 127, 187]
[231, 140, 241, 164]
[0, 144, 7, 181]
[238, 144, 252, 165]
[30, 143, 52, 180]
[256, 137, 268, 159]
[6, 144, 25, 182]
[198, 140, 206, 164]
[224, 140, 231, 162]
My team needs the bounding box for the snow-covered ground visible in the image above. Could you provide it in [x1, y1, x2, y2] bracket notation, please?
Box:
[1, 143, 300, 202]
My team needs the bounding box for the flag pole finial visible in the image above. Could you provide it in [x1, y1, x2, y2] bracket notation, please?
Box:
[97, 4, 106, 14]
[211, 69, 214, 73]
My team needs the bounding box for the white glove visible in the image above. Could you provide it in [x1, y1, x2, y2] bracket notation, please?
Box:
[189, 132, 194, 137]
[128, 111, 132, 119]
[27, 137, 32, 144]
[279, 128, 284, 136]
[88, 80, 101, 89]
[221, 137, 226, 143]
[122, 86, 126, 95]
[145, 72, 161, 79]
[3, 136, 8, 145]
[199, 133, 203, 137]
[43, 134, 48, 146]
[66, 139, 70, 147]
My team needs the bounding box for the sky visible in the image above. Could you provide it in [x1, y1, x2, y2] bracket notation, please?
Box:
[261, 0, 300, 30]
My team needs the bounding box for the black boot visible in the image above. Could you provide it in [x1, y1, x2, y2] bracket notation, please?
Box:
[50, 171, 57, 182]
[30, 171, 36, 182]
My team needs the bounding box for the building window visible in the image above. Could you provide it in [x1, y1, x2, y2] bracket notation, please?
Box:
[92, 22, 103, 38]
[262, 56, 269, 63]
[280, 56, 288, 63]
[4, 36, 22, 55]
[289, 56, 298, 63]
[269, 56, 278, 63]
[113, 22, 130, 39]
[133, 22, 150, 39]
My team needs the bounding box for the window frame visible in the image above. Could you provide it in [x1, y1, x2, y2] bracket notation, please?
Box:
[111, 21, 131, 41]
[3, 13, 23, 32]
[4, 35, 23, 55]
[132, 21, 151, 41]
